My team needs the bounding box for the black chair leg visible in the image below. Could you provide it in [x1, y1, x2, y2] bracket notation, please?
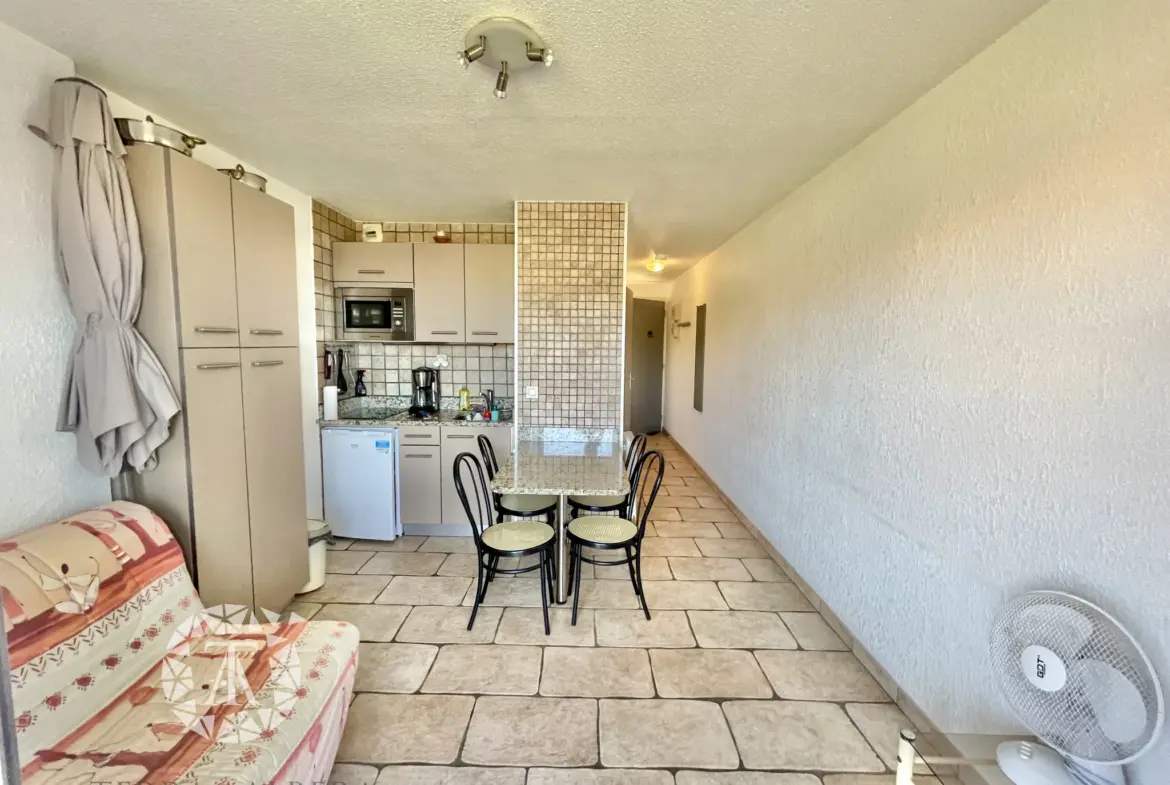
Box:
[487, 554, 499, 583]
[468, 551, 485, 630]
[539, 549, 551, 635]
[625, 545, 639, 595]
[571, 543, 584, 626]
[634, 545, 651, 620]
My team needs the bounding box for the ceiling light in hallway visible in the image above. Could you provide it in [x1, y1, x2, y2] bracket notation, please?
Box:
[647, 254, 668, 273]
[458, 17, 553, 99]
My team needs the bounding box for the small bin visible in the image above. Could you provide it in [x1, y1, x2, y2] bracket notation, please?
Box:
[299, 520, 331, 594]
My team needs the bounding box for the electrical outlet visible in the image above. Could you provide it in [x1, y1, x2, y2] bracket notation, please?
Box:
[525, 385, 539, 400]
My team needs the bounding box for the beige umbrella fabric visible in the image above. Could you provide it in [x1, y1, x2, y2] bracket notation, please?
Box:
[41, 78, 180, 477]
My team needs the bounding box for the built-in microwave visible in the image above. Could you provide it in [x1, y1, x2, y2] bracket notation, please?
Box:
[337, 287, 414, 342]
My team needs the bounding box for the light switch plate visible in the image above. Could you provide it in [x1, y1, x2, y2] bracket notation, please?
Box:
[524, 385, 539, 400]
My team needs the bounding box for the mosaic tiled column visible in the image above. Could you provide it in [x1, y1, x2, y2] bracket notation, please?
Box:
[515, 201, 627, 438]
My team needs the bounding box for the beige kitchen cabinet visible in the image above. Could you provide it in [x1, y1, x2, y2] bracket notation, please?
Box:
[464, 244, 515, 343]
[333, 242, 414, 286]
[180, 348, 252, 608]
[240, 347, 308, 611]
[399, 446, 443, 525]
[234, 181, 298, 347]
[124, 143, 308, 612]
[166, 148, 239, 348]
[414, 243, 466, 342]
[440, 425, 514, 526]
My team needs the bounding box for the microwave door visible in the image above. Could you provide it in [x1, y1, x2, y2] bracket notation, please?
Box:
[347, 300, 391, 330]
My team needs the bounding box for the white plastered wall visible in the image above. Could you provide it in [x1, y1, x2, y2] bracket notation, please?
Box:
[663, 1, 1170, 780]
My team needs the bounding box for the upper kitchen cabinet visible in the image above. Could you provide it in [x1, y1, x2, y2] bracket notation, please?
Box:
[465, 244, 515, 343]
[233, 181, 298, 347]
[163, 148, 240, 348]
[334, 242, 414, 286]
[414, 243, 466, 342]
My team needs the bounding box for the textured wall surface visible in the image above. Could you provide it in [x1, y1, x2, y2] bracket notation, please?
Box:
[663, 1, 1170, 780]
[0, 22, 111, 536]
[516, 202, 627, 430]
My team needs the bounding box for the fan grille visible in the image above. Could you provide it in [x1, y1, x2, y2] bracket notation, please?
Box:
[990, 591, 1163, 763]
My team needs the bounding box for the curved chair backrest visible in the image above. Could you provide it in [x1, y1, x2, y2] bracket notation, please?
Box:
[625, 450, 665, 535]
[454, 451, 494, 544]
[477, 434, 499, 479]
[625, 434, 647, 482]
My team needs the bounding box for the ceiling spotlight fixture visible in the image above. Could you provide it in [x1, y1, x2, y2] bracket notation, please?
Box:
[647, 254, 667, 273]
[526, 41, 554, 66]
[457, 36, 486, 69]
[494, 62, 509, 99]
[458, 17, 553, 99]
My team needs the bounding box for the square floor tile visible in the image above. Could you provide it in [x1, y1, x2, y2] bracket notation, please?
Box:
[722, 700, 883, 772]
[718, 582, 814, 612]
[687, 611, 797, 649]
[330, 763, 378, 785]
[466, 577, 546, 607]
[284, 601, 322, 620]
[349, 536, 425, 552]
[437, 553, 479, 576]
[315, 604, 410, 641]
[418, 536, 478, 553]
[422, 644, 541, 695]
[359, 551, 447, 575]
[496, 607, 595, 646]
[354, 642, 437, 692]
[462, 697, 598, 767]
[670, 484, 718, 499]
[741, 559, 789, 581]
[376, 576, 472, 605]
[576, 579, 642, 609]
[641, 537, 701, 557]
[652, 521, 722, 538]
[302, 574, 391, 604]
[680, 508, 739, 523]
[845, 702, 913, 768]
[397, 605, 501, 643]
[648, 507, 682, 521]
[595, 609, 696, 648]
[780, 612, 849, 651]
[600, 699, 739, 769]
[375, 767, 524, 785]
[643, 580, 728, 610]
[696, 539, 768, 559]
[541, 647, 654, 697]
[327, 537, 355, 551]
[327, 551, 375, 574]
[713, 522, 754, 539]
[696, 496, 728, 507]
[754, 651, 891, 702]
[592, 556, 672, 581]
[650, 649, 772, 698]
[528, 770, 674, 785]
[823, 777, 940, 785]
[337, 694, 474, 764]
[656, 494, 700, 508]
[668, 557, 752, 582]
[676, 774, 821, 785]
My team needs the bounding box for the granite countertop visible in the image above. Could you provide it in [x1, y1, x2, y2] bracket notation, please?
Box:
[491, 440, 629, 496]
[320, 409, 513, 428]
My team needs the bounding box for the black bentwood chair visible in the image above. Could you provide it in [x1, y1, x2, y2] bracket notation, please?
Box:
[567, 433, 648, 518]
[567, 450, 665, 624]
[477, 435, 559, 523]
[454, 452, 556, 634]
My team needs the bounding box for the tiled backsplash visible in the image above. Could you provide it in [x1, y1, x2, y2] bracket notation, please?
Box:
[371, 222, 514, 245]
[515, 201, 627, 430]
[325, 342, 514, 400]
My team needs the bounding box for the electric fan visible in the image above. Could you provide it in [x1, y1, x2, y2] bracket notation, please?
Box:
[989, 591, 1164, 785]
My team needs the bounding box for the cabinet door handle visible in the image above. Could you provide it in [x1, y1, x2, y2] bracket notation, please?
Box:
[402, 453, 434, 459]
[197, 362, 240, 370]
[402, 434, 434, 439]
[430, 330, 459, 335]
[358, 269, 385, 274]
[472, 331, 499, 336]
[446, 434, 475, 439]
[194, 326, 238, 334]
[251, 360, 285, 367]
[250, 328, 284, 335]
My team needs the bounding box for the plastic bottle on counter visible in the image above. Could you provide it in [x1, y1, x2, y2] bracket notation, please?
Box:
[458, 386, 471, 411]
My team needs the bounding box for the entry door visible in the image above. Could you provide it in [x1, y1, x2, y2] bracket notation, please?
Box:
[630, 299, 666, 434]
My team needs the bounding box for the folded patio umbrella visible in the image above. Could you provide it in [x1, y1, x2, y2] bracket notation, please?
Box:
[40, 77, 180, 477]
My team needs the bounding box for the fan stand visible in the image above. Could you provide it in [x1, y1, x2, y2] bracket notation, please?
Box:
[997, 741, 1127, 785]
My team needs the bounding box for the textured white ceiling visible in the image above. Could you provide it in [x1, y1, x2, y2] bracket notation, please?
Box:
[1, 0, 1044, 279]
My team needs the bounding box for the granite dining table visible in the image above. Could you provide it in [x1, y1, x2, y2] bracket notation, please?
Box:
[491, 438, 630, 603]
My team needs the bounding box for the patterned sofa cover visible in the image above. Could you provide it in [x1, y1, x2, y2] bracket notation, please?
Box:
[1, 502, 358, 785]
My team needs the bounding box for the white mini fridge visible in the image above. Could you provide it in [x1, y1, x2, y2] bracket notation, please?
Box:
[322, 427, 401, 540]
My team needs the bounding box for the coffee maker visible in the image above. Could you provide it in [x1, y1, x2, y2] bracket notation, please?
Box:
[409, 367, 440, 416]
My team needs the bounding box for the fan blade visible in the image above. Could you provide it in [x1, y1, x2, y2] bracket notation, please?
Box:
[1071, 658, 1149, 744]
[1014, 602, 1094, 653]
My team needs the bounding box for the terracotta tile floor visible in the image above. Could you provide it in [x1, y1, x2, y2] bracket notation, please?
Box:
[298, 435, 922, 783]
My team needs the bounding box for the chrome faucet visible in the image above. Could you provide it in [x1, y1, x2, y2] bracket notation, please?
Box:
[483, 389, 495, 413]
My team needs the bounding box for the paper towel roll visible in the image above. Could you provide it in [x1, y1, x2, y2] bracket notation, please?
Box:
[323, 386, 339, 421]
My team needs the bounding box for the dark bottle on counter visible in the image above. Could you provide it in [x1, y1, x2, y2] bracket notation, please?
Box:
[354, 369, 368, 397]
